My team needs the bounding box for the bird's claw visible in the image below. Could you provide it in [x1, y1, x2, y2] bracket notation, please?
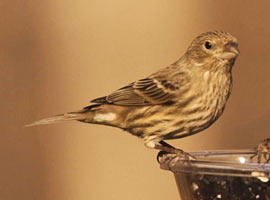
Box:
[157, 148, 196, 164]
[174, 148, 196, 160]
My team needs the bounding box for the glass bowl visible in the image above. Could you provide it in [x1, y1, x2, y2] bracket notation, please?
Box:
[158, 150, 270, 200]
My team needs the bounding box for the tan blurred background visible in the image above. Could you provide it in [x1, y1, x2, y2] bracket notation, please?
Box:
[1, 0, 270, 199]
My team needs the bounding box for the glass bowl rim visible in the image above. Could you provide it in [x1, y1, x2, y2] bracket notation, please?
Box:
[159, 149, 270, 180]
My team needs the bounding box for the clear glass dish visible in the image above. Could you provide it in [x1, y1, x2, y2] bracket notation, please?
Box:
[158, 150, 270, 200]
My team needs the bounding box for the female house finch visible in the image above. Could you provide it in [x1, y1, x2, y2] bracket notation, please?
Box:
[27, 31, 239, 154]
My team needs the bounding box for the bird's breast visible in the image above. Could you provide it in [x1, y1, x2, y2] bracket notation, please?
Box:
[199, 70, 232, 122]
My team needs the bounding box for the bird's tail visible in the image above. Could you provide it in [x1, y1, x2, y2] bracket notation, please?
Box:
[25, 111, 86, 127]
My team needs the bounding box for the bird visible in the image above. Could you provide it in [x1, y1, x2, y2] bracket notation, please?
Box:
[26, 31, 240, 155]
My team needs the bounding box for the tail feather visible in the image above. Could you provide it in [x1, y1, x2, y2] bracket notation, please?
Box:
[25, 112, 85, 127]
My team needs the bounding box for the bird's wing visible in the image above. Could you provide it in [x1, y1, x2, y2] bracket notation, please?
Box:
[90, 77, 179, 106]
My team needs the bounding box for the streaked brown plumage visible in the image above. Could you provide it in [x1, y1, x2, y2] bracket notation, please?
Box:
[27, 31, 239, 153]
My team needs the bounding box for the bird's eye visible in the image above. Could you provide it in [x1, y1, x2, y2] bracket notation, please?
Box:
[204, 41, 212, 49]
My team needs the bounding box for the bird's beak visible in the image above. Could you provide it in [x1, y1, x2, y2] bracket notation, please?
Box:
[220, 43, 240, 60]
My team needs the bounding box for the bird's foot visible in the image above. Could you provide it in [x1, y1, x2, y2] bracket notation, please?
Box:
[156, 141, 196, 163]
[250, 138, 270, 163]
[175, 148, 196, 160]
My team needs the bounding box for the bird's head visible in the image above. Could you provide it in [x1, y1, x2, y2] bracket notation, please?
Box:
[186, 31, 240, 67]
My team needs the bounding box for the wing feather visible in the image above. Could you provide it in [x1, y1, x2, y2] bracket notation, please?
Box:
[91, 77, 179, 106]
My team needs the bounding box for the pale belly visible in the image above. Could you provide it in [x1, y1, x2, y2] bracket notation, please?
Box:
[123, 98, 226, 140]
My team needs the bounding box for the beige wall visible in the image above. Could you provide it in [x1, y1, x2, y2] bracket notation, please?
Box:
[1, 0, 270, 199]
